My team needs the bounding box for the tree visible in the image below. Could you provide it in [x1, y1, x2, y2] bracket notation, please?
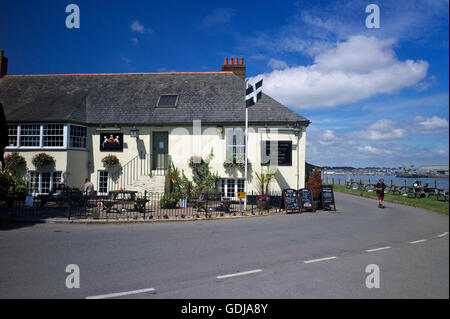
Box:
[306, 168, 322, 201]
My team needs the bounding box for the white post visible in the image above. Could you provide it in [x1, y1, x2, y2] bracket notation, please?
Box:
[244, 106, 248, 211]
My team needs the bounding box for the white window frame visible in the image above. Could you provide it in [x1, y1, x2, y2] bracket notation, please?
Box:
[5, 123, 88, 150]
[219, 178, 244, 199]
[28, 171, 62, 195]
[42, 124, 66, 149]
[225, 128, 246, 163]
[97, 170, 109, 196]
[68, 124, 88, 150]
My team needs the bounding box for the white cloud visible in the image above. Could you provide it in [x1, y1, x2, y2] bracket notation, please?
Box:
[250, 35, 429, 109]
[350, 120, 407, 141]
[131, 38, 139, 46]
[412, 116, 449, 134]
[131, 20, 152, 34]
[267, 58, 288, 70]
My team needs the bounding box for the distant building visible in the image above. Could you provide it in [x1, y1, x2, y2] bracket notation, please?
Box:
[416, 165, 449, 176]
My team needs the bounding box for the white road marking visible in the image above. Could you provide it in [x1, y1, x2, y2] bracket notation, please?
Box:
[365, 246, 391, 253]
[410, 239, 427, 244]
[86, 287, 156, 299]
[303, 256, 337, 264]
[216, 269, 263, 280]
[438, 232, 449, 238]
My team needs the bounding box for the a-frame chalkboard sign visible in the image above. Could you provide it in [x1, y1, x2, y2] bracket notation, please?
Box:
[321, 185, 336, 211]
[281, 189, 300, 213]
[298, 188, 315, 213]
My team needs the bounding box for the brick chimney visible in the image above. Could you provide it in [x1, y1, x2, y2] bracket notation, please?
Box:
[221, 57, 245, 80]
[0, 50, 7, 78]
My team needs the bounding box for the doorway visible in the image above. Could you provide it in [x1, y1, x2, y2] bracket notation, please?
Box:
[152, 132, 168, 170]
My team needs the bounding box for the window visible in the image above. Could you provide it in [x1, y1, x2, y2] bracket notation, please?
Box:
[157, 95, 178, 107]
[98, 171, 109, 195]
[28, 171, 62, 195]
[6, 123, 87, 149]
[43, 124, 64, 147]
[69, 125, 87, 149]
[7, 125, 17, 147]
[219, 178, 244, 199]
[225, 128, 245, 162]
[20, 124, 40, 147]
[262, 141, 292, 166]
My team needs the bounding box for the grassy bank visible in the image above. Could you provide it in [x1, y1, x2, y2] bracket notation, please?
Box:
[332, 184, 449, 216]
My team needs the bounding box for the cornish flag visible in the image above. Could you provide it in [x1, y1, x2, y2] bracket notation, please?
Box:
[246, 79, 263, 107]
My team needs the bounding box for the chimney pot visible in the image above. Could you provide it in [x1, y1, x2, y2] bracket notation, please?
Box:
[239, 57, 244, 64]
[234, 58, 238, 64]
[229, 58, 233, 65]
[224, 57, 228, 65]
[0, 50, 7, 78]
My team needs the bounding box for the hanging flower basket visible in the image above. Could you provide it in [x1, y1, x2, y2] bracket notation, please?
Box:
[102, 154, 119, 168]
[5, 152, 26, 170]
[223, 155, 251, 169]
[32, 153, 54, 168]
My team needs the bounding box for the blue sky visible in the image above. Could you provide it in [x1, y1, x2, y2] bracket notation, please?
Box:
[0, 0, 448, 168]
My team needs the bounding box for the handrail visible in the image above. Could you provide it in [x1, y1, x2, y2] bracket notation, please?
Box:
[107, 152, 169, 191]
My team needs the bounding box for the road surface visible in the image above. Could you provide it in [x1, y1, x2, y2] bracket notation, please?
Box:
[0, 192, 448, 298]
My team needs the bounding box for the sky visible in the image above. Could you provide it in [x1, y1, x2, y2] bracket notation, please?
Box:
[0, 0, 448, 168]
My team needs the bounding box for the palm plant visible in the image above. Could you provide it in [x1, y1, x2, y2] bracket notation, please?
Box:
[254, 168, 276, 196]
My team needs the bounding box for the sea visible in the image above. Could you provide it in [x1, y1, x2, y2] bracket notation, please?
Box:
[323, 174, 449, 191]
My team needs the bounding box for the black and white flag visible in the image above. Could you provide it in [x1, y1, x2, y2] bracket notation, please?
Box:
[245, 79, 263, 107]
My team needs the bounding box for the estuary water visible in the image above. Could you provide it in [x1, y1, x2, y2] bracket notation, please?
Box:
[324, 174, 449, 191]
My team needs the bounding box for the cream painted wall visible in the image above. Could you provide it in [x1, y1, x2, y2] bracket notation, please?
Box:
[7, 124, 307, 194]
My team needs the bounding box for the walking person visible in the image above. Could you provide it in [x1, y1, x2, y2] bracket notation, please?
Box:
[375, 178, 389, 208]
[83, 178, 95, 207]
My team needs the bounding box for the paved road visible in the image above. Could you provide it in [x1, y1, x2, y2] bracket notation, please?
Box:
[0, 192, 448, 298]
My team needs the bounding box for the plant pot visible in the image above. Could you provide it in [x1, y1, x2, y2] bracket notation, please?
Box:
[256, 199, 270, 209]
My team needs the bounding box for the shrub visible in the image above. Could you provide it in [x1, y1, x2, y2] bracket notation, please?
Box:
[159, 192, 180, 209]
[306, 168, 322, 200]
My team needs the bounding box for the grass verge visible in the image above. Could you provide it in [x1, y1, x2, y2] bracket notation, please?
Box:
[332, 184, 449, 216]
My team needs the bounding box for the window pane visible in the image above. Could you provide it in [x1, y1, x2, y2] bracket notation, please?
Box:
[227, 179, 235, 198]
[69, 125, 87, 148]
[237, 179, 244, 193]
[98, 171, 109, 194]
[157, 95, 178, 107]
[20, 125, 40, 147]
[262, 141, 292, 166]
[41, 172, 51, 194]
[7, 125, 18, 147]
[29, 172, 40, 195]
[43, 124, 64, 147]
[52, 172, 62, 190]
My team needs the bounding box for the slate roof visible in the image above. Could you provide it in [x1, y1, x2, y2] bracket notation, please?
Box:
[0, 72, 310, 126]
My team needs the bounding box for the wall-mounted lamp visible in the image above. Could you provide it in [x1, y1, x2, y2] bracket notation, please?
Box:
[217, 125, 224, 136]
[130, 126, 139, 138]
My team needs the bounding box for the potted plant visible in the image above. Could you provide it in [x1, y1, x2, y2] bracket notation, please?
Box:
[32, 153, 54, 168]
[254, 168, 276, 210]
[4, 152, 26, 170]
[102, 154, 119, 168]
[223, 155, 251, 169]
[256, 195, 271, 209]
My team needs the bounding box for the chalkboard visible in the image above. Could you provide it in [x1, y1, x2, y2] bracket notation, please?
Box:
[282, 189, 300, 213]
[298, 188, 315, 212]
[321, 185, 336, 211]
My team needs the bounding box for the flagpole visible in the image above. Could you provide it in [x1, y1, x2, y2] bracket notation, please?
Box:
[244, 105, 248, 211]
[244, 79, 249, 211]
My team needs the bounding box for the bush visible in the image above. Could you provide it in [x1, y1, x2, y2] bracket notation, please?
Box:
[159, 192, 180, 209]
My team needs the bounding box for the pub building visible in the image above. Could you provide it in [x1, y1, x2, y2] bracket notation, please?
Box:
[0, 52, 310, 198]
